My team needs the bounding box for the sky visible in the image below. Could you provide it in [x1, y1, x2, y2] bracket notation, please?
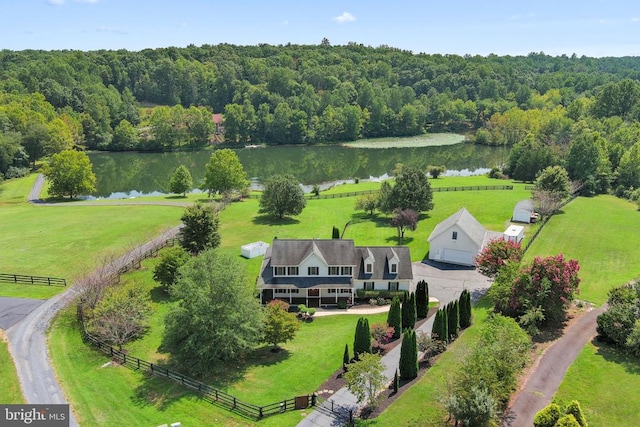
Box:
[2, 0, 640, 57]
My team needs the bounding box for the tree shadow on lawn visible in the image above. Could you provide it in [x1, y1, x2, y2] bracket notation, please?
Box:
[592, 337, 640, 375]
[252, 215, 300, 226]
[149, 285, 171, 304]
[132, 373, 199, 411]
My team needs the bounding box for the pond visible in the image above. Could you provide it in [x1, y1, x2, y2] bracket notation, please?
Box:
[88, 137, 509, 198]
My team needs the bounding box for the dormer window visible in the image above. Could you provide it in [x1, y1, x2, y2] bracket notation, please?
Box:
[390, 263, 397, 273]
[452, 231, 458, 240]
[366, 263, 372, 273]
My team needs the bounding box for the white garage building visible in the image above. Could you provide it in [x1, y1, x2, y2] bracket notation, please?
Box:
[427, 208, 502, 266]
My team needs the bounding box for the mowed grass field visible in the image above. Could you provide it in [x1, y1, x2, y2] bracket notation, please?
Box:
[524, 195, 640, 305]
[0, 176, 184, 299]
[0, 333, 24, 404]
[50, 254, 389, 427]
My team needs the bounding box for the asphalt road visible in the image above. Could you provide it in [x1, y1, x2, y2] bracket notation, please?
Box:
[0, 297, 45, 330]
[6, 224, 183, 427]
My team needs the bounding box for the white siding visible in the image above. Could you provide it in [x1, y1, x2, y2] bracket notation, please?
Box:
[298, 253, 329, 276]
[429, 224, 481, 266]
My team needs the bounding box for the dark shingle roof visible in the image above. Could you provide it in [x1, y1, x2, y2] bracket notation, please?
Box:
[270, 239, 356, 266]
[355, 246, 413, 280]
[515, 199, 534, 212]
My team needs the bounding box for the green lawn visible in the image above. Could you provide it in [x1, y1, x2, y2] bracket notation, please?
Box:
[0, 334, 25, 404]
[524, 195, 640, 305]
[555, 340, 640, 426]
[50, 254, 389, 426]
[0, 175, 184, 298]
[360, 299, 494, 426]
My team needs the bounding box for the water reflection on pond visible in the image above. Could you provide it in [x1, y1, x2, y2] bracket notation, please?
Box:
[88, 142, 509, 198]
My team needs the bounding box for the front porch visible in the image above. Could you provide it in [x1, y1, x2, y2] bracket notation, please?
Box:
[261, 286, 355, 307]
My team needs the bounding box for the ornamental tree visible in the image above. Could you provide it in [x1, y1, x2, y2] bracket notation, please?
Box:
[370, 322, 394, 349]
[262, 300, 301, 351]
[475, 238, 524, 278]
[391, 208, 418, 245]
[179, 203, 221, 255]
[344, 352, 386, 409]
[501, 254, 581, 326]
[152, 246, 190, 292]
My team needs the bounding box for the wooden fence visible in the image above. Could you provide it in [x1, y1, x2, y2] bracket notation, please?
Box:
[249, 185, 514, 200]
[78, 313, 315, 419]
[0, 273, 66, 286]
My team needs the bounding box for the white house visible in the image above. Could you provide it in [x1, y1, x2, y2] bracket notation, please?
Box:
[503, 225, 525, 243]
[513, 200, 535, 223]
[257, 239, 413, 307]
[241, 241, 269, 259]
[427, 208, 502, 266]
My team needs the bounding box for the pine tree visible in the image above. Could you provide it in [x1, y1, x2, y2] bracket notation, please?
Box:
[332, 226, 340, 239]
[387, 297, 402, 339]
[416, 280, 429, 318]
[353, 317, 372, 358]
[459, 289, 472, 329]
[399, 330, 418, 380]
[402, 292, 417, 330]
[343, 343, 350, 371]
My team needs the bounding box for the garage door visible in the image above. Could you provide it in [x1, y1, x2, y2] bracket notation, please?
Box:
[443, 248, 474, 266]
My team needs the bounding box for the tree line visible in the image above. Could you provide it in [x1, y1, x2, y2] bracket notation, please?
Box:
[2, 44, 640, 200]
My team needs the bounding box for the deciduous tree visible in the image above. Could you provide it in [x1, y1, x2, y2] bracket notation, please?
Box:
[262, 300, 300, 351]
[161, 249, 263, 375]
[202, 148, 249, 197]
[355, 193, 378, 216]
[87, 281, 151, 350]
[391, 208, 418, 245]
[169, 164, 193, 197]
[179, 203, 220, 255]
[344, 352, 386, 409]
[379, 166, 433, 214]
[43, 149, 96, 199]
[258, 174, 306, 219]
[475, 238, 524, 278]
[152, 246, 190, 292]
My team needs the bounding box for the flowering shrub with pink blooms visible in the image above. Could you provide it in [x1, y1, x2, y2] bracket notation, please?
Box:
[500, 254, 581, 326]
[475, 238, 524, 278]
[370, 322, 395, 348]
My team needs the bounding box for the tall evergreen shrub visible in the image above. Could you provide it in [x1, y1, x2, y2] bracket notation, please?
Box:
[416, 280, 429, 318]
[459, 289, 472, 329]
[387, 297, 402, 339]
[402, 292, 417, 330]
[399, 330, 418, 380]
[353, 317, 371, 358]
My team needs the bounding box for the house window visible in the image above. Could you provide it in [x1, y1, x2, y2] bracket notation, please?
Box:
[274, 267, 286, 276]
[390, 263, 397, 273]
[328, 288, 337, 294]
[275, 289, 288, 294]
[364, 281, 374, 290]
[308, 266, 319, 276]
[452, 231, 458, 240]
[290, 289, 299, 294]
[287, 266, 299, 276]
[388, 282, 399, 291]
[341, 266, 353, 275]
[341, 289, 352, 293]
[329, 267, 339, 275]
[365, 263, 372, 273]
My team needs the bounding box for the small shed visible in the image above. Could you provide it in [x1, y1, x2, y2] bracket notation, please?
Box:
[513, 200, 535, 223]
[503, 225, 525, 243]
[241, 241, 269, 259]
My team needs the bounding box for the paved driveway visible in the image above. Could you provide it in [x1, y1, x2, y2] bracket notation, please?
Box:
[0, 297, 46, 330]
[412, 260, 492, 305]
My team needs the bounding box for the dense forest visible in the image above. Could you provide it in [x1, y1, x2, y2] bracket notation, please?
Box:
[1, 43, 640, 199]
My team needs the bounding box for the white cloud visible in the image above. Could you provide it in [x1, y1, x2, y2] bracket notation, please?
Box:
[47, 0, 65, 5]
[75, 0, 99, 3]
[632, 17, 640, 22]
[332, 11, 356, 24]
